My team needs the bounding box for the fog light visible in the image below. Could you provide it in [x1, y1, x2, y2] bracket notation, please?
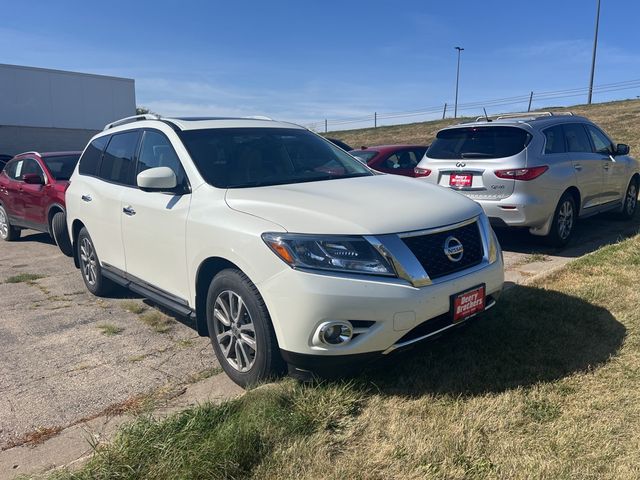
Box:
[318, 322, 353, 345]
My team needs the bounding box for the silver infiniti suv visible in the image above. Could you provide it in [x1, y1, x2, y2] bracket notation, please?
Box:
[415, 112, 639, 246]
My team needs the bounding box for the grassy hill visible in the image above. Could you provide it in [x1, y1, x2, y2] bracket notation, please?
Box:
[329, 98, 640, 150]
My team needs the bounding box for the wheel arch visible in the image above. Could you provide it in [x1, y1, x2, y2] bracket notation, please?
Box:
[194, 257, 243, 337]
[71, 219, 86, 268]
[46, 203, 65, 234]
[564, 186, 581, 215]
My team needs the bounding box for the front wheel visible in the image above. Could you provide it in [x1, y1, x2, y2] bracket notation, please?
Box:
[618, 178, 638, 220]
[206, 269, 285, 388]
[77, 227, 113, 296]
[545, 193, 576, 248]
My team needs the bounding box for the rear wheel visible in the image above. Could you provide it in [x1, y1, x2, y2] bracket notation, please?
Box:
[545, 193, 576, 248]
[0, 205, 20, 241]
[618, 178, 638, 220]
[206, 269, 285, 388]
[77, 227, 113, 296]
[51, 211, 73, 257]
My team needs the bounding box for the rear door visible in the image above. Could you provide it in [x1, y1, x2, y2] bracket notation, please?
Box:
[121, 129, 191, 300]
[0, 160, 23, 219]
[563, 123, 604, 210]
[19, 158, 48, 228]
[421, 126, 531, 200]
[74, 132, 140, 272]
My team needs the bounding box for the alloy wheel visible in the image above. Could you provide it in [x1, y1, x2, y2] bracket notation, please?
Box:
[557, 200, 574, 240]
[0, 209, 7, 239]
[626, 183, 637, 216]
[213, 290, 257, 372]
[79, 237, 98, 286]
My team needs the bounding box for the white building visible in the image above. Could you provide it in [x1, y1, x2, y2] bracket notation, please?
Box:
[0, 64, 136, 155]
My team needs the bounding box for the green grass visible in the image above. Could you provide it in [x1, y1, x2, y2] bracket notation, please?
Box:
[46, 234, 640, 479]
[97, 324, 124, 336]
[5, 273, 46, 283]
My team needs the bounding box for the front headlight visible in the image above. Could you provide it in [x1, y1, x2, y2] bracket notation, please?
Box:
[262, 233, 396, 276]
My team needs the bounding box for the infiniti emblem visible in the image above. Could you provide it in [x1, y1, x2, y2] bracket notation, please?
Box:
[444, 236, 464, 262]
[455, 161, 466, 168]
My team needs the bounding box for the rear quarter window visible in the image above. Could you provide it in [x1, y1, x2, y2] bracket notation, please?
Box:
[79, 136, 109, 176]
[427, 126, 531, 160]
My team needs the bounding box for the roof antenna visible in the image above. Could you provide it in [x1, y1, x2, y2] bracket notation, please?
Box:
[483, 108, 491, 122]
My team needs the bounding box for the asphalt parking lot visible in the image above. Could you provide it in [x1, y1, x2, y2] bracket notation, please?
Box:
[0, 211, 638, 452]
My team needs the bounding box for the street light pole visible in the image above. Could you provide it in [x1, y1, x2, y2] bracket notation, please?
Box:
[588, 0, 601, 104]
[454, 46, 464, 118]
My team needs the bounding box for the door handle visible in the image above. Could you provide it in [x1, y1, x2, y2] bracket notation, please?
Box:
[122, 205, 136, 216]
[81, 195, 92, 202]
[603, 163, 610, 171]
[574, 164, 582, 171]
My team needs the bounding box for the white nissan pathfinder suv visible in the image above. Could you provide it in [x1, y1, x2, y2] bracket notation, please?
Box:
[66, 115, 504, 387]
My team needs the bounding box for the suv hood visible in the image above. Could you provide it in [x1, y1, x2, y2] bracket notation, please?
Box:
[225, 174, 483, 235]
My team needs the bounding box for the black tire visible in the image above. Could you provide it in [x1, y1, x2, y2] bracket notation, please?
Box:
[545, 193, 576, 248]
[0, 205, 21, 241]
[618, 178, 638, 220]
[51, 211, 73, 257]
[76, 227, 113, 296]
[206, 268, 285, 388]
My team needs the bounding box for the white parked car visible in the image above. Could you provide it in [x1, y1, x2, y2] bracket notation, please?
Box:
[66, 115, 504, 387]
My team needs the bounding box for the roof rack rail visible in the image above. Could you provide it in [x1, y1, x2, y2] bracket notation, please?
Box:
[475, 111, 574, 122]
[16, 151, 41, 157]
[243, 115, 273, 121]
[104, 114, 161, 130]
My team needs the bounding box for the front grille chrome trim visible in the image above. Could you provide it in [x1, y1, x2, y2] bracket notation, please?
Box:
[397, 216, 479, 238]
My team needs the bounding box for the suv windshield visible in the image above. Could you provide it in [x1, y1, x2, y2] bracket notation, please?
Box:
[42, 154, 81, 180]
[427, 126, 531, 160]
[178, 128, 372, 188]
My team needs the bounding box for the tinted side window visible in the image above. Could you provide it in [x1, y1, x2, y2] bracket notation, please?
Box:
[99, 131, 140, 185]
[136, 130, 186, 186]
[543, 125, 566, 154]
[79, 136, 109, 176]
[563, 124, 592, 153]
[4, 160, 19, 179]
[21, 159, 44, 180]
[383, 150, 421, 170]
[586, 125, 613, 154]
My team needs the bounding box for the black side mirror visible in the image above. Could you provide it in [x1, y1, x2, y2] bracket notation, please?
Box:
[615, 144, 630, 156]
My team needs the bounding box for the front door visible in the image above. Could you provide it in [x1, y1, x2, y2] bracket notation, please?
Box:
[585, 124, 626, 205]
[121, 130, 191, 302]
[563, 123, 604, 211]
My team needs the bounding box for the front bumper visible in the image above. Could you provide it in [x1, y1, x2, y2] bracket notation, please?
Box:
[258, 253, 504, 358]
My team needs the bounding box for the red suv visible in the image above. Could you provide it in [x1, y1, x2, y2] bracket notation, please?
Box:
[349, 145, 428, 177]
[0, 151, 81, 255]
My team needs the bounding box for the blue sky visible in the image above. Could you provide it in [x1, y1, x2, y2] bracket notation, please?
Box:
[2, 0, 640, 130]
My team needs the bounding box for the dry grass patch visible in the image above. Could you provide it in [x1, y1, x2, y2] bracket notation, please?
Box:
[121, 300, 147, 314]
[4, 273, 46, 283]
[97, 323, 124, 336]
[139, 310, 174, 333]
